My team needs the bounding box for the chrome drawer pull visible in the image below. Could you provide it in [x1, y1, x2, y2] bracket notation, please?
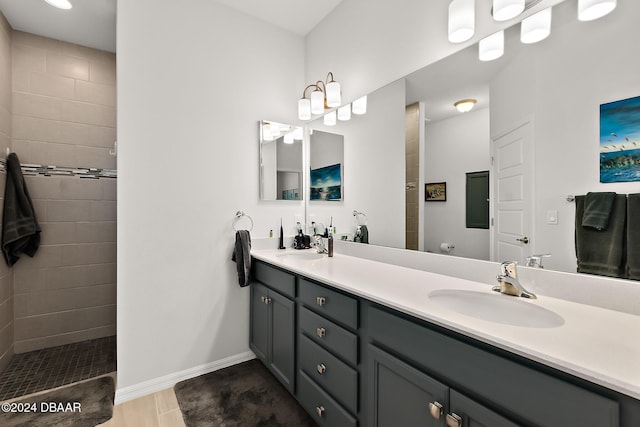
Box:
[316, 327, 326, 338]
[316, 363, 326, 375]
[446, 413, 462, 427]
[316, 296, 326, 306]
[316, 406, 325, 417]
[264, 297, 271, 304]
[428, 401, 443, 420]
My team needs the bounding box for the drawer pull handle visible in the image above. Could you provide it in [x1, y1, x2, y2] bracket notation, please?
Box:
[316, 406, 325, 417]
[316, 296, 326, 306]
[260, 296, 266, 303]
[264, 297, 271, 304]
[316, 327, 326, 338]
[316, 363, 326, 375]
[428, 401, 443, 420]
[446, 413, 462, 427]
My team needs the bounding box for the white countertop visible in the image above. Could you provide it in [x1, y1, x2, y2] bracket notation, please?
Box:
[251, 248, 640, 400]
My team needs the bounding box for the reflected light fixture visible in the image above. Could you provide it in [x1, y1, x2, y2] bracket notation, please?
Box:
[578, 0, 616, 21]
[293, 127, 303, 140]
[492, 0, 525, 22]
[454, 99, 477, 113]
[352, 96, 367, 115]
[448, 0, 475, 43]
[479, 30, 504, 61]
[323, 110, 337, 126]
[521, 7, 552, 44]
[298, 72, 341, 120]
[44, 0, 72, 9]
[338, 104, 351, 121]
[284, 133, 294, 144]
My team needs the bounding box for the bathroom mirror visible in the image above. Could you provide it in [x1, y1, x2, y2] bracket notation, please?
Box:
[259, 120, 303, 201]
[306, 0, 640, 276]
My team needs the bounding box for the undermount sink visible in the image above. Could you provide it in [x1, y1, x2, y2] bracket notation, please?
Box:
[275, 251, 325, 261]
[428, 289, 564, 328]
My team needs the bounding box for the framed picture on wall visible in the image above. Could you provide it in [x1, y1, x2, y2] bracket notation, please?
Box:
[425, 182, 446, 201]
[310, 163, 342, 201]
[600, 95, 640, 183]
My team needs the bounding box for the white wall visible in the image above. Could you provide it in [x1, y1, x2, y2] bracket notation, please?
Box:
[308, 79, 406, 247]
[305, 0, 565, 106]
[424, 108, 490, 259]
[490, 0, 640, 273]
[117, 0, 304, 399]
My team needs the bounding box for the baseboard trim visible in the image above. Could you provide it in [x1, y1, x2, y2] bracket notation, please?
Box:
[114, 351, 256, 404]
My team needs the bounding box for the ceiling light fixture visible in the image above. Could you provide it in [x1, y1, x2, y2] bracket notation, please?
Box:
[454, 99, 477, 113]
[352, 96, 367, 115]
[492, 0, 525, 21]
[521, 7, 552, 43]
[44, 0, 72, 10]
[479, 30, 504, 61]
[578, 0, 616, 21]
[448, 0, 475, 43]
[298, 72, 341, 120]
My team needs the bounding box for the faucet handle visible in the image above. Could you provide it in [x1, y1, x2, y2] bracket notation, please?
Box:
[500, 261, 518, 278]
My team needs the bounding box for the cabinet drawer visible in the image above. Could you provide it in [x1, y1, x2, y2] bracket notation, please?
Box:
[299, 334, 358, 413]
[253, 261, 295, 298]
[368, 306, 619, 427]
[299, 278, 358, 328]
[298, 370, 358, 427]
[299, 306, 358, 365]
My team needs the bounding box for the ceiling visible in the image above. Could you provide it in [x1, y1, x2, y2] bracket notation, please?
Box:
[0, 0, 343, 53]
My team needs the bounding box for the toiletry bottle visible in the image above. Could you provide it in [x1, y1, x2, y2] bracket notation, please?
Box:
[354, 226, 362, 243]
[328, 228, 334, 257]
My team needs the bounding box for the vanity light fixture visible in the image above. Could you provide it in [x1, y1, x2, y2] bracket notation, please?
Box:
[44, 0, 72, 9]
[479, 30, 504, 61]
[284, 133, 294, 144]
[448, 0, 475, 43]
[454, 99, 477, 113]
[324, 110, 337, 126]
[338, 104, 351, 121]
[293, 127, 303, 140]
[352, 96, 367, 115]
[578, 0, 616, 21]
[492, 0, 525, 22]
[298, 72, 342, 120]
[521, 7, 552, 44]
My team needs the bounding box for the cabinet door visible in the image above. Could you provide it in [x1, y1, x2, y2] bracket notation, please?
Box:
[269, 289, 295, 393]
[369, 345, 448, 427]
[448, 390, 519, 427]
[250, 282, 269, 363]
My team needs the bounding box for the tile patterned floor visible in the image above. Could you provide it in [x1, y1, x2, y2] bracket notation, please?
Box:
[0, 336, 116, 401]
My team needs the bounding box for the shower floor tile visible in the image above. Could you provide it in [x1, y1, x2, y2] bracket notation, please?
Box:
[0, 336, 116, 401]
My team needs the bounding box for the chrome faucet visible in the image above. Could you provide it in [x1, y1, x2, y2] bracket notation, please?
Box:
[525, 253, 551, 268]
[313, 235, 328, 254]
[492, 261, 537, 299]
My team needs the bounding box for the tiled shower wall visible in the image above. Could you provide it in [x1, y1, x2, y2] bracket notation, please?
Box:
[10, 31, 116, 353]
[0, 12, 13, 373]
[405, 103, 419, 250]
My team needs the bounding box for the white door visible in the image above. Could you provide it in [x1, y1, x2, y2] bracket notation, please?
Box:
[491, 119, 534, 264]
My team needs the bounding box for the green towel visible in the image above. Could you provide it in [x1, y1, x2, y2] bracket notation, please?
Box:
[582, 192, 616, 230]
[627, 194, 640, 280]
[575, 195, 626, 278]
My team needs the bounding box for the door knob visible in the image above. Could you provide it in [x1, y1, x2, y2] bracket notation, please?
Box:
[516, 236, 529, 244]
[428, 401, 443, 420]
[316, 363, 326, 375]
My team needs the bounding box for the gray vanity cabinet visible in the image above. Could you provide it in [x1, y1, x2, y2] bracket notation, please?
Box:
[368, 344, 518, 427]
[250, 264, 295, 393]
[296, 279, 360, 426]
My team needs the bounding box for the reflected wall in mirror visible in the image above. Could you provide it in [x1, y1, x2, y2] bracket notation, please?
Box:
[306, 0, 640, 279]
[259, 120, 303, 201]
[309, 130, 344, 201]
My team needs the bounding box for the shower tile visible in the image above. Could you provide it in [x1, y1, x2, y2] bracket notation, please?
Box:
[89, 201, 117, 221]
[39, 222, 78, 245]
[76, 222, 117, 243]
[89, 60, 116, 85]
[29, 72, 75, 100]
[46, 52, 89, 81]
[0, 336, 116, 401]
[75, 80, 116, 107]
[13, 269, 47, 294]
[46, 200, 91, 222]
[102, 179, 117, 201]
